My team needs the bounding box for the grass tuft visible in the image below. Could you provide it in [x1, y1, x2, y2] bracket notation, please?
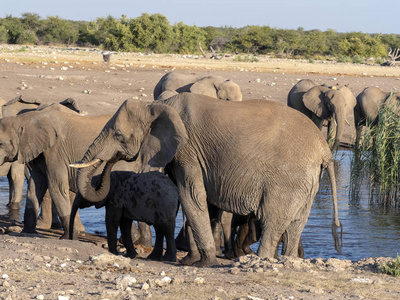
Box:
[351, 93, 400, 208]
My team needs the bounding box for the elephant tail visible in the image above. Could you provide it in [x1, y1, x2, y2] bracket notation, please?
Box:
[324, 157, 343, 255]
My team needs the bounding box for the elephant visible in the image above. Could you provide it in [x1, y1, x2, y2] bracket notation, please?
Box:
[0, 104, 141, 238]
[287, 79, 357, 151]
[354, 86, 400, 147]
[0, 96, 83, 228]
[73, 92, 342, 267]
[153, 71, 243, 101]
[69, 170, 179, 261]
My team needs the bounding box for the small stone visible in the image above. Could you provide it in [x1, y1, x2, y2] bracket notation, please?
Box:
[35, 296, 44, 300]
[141, 282, 150, 290]
[229, 267, 240, 275]
[194, 277, 205, 285]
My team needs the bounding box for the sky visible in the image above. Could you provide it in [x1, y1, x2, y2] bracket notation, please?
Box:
[2, 0, 400, 34]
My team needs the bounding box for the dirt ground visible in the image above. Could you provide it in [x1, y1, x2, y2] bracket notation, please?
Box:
[0, 45, 400, 299]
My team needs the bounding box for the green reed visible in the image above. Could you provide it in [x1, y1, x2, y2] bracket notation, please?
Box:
[351, 95, 400, 208]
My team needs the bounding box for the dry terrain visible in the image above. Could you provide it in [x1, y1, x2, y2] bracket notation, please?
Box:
[0, 45, 400, 300]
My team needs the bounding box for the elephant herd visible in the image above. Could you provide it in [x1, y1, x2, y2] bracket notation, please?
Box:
[0, 70, 394, 267]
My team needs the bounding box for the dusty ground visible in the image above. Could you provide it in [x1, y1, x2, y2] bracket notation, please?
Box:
[0, 45, 400, 299]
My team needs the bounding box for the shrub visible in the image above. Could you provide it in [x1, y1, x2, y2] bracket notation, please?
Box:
[352, 54, 366, 64]
[380, 255, 400, 277]
[337, 56, 352, 63]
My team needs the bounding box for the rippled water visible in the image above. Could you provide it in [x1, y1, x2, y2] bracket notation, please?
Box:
[1, 150, 399, 260]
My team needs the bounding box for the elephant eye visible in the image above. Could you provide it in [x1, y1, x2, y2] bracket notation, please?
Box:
[114, 130, 126, 143]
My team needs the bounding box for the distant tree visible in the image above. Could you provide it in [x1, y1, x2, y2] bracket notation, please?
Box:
[129, 13, 173, 53]
[304, 30, 328, 56]
[40, 16, 79, 45]
[172, 22, 206, 54]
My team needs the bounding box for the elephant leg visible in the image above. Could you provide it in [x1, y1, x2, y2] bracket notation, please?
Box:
[234, 221, 249, 257]
[241, 216, 259, 255]
[120, 217, 137, 259]
[105, 206, 122, 256]
[23, 171, 48, 233]
[221, 211, 235, 259]
[7, 162, 25, 210]
[176, 170, 218, 267]
[282, 218, 308, 257]
[257, 194, 289, 259]
[147, 226, 164, 261]
[46, 171, 73, 239]
[162, 223, 177, 262]
[131, 222, 141, 244]
[209, 205, 224, 257]
[134, 222, 152, 247]
[68, 191, 85, 233]
[36, 191, 54, 229]
[175, 220, 190, 251]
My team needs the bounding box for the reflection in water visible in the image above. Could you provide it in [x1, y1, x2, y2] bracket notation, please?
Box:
[0, 150, 399, 260]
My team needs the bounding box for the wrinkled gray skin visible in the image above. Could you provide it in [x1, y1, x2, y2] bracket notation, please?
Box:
[69, 170, 178, 261]
[0, 96, 81, 228]
[153, 71, 243, 101]
[354, 86, 400, 147]
[0, 105, 136, 239]
[75, 93, 342, 267]
[287, 79, 357, 151]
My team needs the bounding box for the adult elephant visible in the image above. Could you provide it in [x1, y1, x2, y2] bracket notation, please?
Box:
[0, 103, 135, 238]
[354, 86, 400, 147]
[73, 93, 342, 267]
[287, 79, 357, 151]
[153, 71, 242, 101]
[0, 96, 82, 228]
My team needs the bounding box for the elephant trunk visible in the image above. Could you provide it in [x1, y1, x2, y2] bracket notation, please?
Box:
[331, 110, 346, 152]
[69, 194, 81, 240]
[74, 130, 116, 203]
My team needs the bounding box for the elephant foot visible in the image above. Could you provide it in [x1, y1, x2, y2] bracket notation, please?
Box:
[109, 249, 119, 256]
[36, 217, 52, 230]
[215, 247, 224, 258]
[162, 253, 177, 262]
[147, 253, 162, 261]
[7, 202, 20, 210]
[192, 256, 219, 267]
[179, 251, 201, 266]
[124, 250, 138, 259]
[22, 227, 38, 234]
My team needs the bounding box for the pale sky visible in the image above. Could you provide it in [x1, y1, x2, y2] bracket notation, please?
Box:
[2, 0, 400, 34]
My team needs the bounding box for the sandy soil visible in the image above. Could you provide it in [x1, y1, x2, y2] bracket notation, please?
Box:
[0, 45, 400, 299]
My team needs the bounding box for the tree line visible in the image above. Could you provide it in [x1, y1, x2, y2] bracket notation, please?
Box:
[1, 12, 399, 63]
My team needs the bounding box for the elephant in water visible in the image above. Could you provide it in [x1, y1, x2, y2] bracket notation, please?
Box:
[73, 93, 342, 267]
[153, 71, 242, 101]
[287, 79, 357, 151]
[354, 86, 400, 147]
[69, 170, 178, 261]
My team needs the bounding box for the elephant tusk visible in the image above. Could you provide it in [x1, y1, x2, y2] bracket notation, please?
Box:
[345, 119, 350, 126]
[69, 158, 101, 168]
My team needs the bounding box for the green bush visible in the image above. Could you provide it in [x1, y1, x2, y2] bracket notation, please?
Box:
[337, 56, 352, 63]
[234, 55, 259, 62]
[352, 54, 366, 64]
[380, 255, 400, 277]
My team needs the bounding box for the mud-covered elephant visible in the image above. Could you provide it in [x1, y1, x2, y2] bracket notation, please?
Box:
[73, 93, 342, 266]
[69, 170, 178, 261]
[153, 71, 242, 101]
[354, 86, 400, 147]
[0, 104, 137, 238]
[287, 79, 357, 151]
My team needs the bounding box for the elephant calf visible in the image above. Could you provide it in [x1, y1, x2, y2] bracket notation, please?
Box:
[70, 170, 179, 262]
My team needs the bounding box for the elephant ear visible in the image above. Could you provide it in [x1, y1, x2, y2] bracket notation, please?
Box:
[18, 115, 58, 164]
[136, 103, 188, 172]
[2, 95, 43, 117]
[189, 77, 218, 98]
[302, 85, 331, 119]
